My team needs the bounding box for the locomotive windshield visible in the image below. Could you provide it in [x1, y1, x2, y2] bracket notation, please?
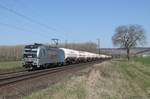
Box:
[23, 49, 37, 58]
[24, 50, 37, 53]
[23, 53, 37, 58]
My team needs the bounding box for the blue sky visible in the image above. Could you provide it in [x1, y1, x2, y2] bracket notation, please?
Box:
[0, 0, 149, 48]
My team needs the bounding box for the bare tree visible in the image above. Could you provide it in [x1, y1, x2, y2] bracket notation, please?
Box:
[112, 24, 146, 60]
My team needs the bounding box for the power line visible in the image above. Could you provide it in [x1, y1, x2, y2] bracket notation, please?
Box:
[0, 21, 51, 39]
[16, 0, 68, 35]
[0, 2, 70, 43]
[0, 3, 57, 32]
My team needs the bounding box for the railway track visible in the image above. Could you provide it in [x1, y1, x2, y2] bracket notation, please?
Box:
[0, 69, 26, 76]
[0, 61, 100, 87]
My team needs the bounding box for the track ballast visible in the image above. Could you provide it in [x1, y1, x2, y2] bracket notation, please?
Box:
[0, 61, 103, 87]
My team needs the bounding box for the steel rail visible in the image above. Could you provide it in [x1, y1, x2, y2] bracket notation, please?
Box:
[0, 61, 100, 87]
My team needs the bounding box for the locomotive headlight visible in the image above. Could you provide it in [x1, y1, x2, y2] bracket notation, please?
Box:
[36, 59, 39, 65]
[22, 61, 25, 65]
[32, 59, 38, 65]
[22, 59, 25, 64]
[33, 62, 37, 65]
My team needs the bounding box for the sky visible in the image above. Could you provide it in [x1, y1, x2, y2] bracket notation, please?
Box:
[0, 0, 149, 48]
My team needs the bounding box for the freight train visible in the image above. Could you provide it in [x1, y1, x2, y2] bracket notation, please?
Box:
[22, 43, 111, 70]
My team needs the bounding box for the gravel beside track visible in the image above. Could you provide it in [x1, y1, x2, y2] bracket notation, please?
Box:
[0, 63, 86, 87]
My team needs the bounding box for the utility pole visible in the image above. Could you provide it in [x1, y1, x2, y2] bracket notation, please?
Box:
[51, 38, 60, 47]
[97, 39, 100, 55]
[65, 40, 68, 48]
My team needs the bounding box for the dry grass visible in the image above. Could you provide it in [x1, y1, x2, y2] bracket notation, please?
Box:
[23, 60, 150, 99]
[0, 61, 22, 70]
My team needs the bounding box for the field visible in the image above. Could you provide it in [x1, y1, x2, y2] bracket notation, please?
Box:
[0, 61, 22, 72]
[131, 56, 150, 64]
[22, 57, 150, 99]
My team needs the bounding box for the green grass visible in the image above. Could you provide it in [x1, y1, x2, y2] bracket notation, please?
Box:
[23, 79, 86, 99]
[0, 61, 22, 70]
[114, 59, 150, 97]
[22, 59, 150, 99]
[131, 56, 150, 64]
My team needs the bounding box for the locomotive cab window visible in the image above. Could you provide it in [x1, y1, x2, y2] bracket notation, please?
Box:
[43, 49, 46, 56]
[23, 49, 37, 58]
[23, 54, 37, 58]
[40, 49, 46, 57]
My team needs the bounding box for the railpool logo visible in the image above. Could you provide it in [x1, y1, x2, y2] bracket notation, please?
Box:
[48, 52, 57, 59]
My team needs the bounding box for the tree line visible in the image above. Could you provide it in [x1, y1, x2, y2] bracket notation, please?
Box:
[0, 42, 99, 61]
[0, 45, 24, 61]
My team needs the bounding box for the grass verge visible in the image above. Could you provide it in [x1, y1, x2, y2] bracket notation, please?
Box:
[0, 61, 22, 72]
[22, 77, 86, 99]
[113, 58, 150, 98]
[23, 59, 150, 99]
[131, 56, 150, 65]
